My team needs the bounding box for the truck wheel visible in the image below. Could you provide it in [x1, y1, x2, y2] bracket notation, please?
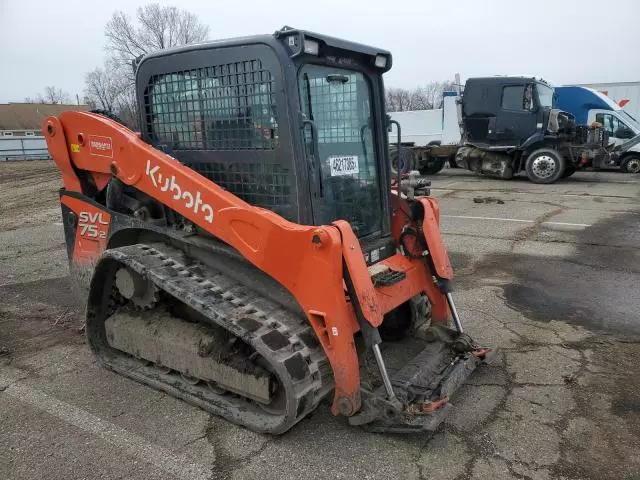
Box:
[420, 158, 445, 175]
[620, 156, 640, 173]
[525, 148, 565, 184]
[562, 165, 576, 178]
[390, 147, 414, 175]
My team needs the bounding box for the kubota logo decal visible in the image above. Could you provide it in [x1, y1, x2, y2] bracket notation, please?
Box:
[89, 135, 113, 158]
[145, 160, 214, 223]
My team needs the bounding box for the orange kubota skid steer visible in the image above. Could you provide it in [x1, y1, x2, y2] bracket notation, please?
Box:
[44, 27, 494, 434]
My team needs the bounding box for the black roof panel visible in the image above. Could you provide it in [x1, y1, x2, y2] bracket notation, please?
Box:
[466, 76, 553, 87]
[136, 26, 391, 67]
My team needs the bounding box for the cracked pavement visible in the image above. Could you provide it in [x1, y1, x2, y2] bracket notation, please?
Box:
[1, 162, 639, 479]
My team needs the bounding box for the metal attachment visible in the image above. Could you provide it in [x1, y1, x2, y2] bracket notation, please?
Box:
[399, 170, 431, 199]
[311, 228, 328, 248]
[445, 292, 464, 334]
[372, 344, 396, 401]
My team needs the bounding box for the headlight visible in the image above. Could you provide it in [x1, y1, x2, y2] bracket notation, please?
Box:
[303, 39, 319, 55]
[374, 55, 387, 68]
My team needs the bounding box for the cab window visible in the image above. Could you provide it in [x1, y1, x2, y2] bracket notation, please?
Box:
[502, 85, 525, 110]
[147, 61, 278, 151]
[502, 84, 534, 111]
[595, 113, 629, 139]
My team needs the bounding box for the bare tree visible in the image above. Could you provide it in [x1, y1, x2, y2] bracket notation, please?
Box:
[386, 88, 413, 112]
[409, 87, 431, 110]
[421, 81, 457, 109]
[386, 81, 457, 112]
[105, 3, 209, 71]
[112, 84, 139, 128]
[98, 3, 209, 128]
[25, 86, 71, 104]
[42, 86, 71, 104]
[84, 60, 125, 111]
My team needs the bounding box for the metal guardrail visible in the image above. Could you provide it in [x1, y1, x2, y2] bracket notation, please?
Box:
[0, 136, 50, 161]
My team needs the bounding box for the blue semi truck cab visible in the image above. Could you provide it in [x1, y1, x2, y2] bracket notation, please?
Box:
[555, 86, 640, 172]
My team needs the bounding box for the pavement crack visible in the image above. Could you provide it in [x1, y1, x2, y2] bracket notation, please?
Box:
[495, 455, 537, 479]
[205, 415, 275, 480]
[181, 433, 207, 448]
[510, 207, 565, 252]
[412, 442, 428, 480]
[502, 326, 536, 344]
[463, 306, 515, 330]
[552, 348, 582, 363]
[445, 230, 640, 251]
[503, 320, 561, 335]
[560, 256, 640, 275]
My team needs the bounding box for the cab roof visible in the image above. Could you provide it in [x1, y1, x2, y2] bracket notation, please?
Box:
[466, 76, 554, 88]
[135, 26, 392, 71]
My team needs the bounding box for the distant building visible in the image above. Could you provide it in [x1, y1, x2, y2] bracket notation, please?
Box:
[0, 103, 90, 137]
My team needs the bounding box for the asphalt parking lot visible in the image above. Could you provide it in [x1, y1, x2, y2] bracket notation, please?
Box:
[1, 161, 639, 480]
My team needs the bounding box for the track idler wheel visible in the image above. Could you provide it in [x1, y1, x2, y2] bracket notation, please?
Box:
[115, 267, 159, 310]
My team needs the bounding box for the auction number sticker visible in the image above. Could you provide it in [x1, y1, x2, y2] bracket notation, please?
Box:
[329, 155, 359, 176]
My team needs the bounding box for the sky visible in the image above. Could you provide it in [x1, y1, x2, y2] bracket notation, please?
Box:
[1, 0, 639, 103]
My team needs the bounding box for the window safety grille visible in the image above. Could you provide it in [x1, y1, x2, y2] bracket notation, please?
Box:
[304, 73, 362, 144]
[186, 161, 291, 212]
[144, 58, 293, 217]
[299, 67, 382, 237]
[146, 60, 278, 151]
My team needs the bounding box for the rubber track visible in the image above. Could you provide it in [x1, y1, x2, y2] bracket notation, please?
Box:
[92, 242, 334, 434]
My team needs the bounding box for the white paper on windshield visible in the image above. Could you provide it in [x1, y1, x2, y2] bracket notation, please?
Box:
[329, 155, 359, 176]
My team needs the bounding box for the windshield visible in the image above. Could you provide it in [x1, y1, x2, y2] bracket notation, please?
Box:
[298, 64, 382, 237]
[536, 84, 554, 109]
[621, 111, 640, 132]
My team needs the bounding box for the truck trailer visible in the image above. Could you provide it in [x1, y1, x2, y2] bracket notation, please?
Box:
[387, 93, 460, 175]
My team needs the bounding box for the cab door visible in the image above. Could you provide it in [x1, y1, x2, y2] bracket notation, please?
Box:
[592, 110, 637, 147]
[297, 64, 385, 240]
[494, 83, 538, 146]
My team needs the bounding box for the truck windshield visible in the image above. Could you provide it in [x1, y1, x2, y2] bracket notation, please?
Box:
[621, 111, 640, 132]
[298, 64, 382, 237]
[536, 84, 554, 109]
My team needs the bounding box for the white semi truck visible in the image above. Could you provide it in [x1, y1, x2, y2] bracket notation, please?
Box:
[387, 92, 461, 174]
